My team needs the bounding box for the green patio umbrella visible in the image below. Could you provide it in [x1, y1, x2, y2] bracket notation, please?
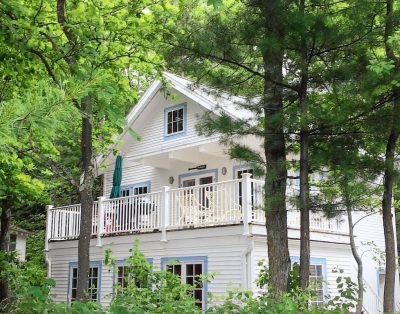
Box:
[110, 155, 123, 198]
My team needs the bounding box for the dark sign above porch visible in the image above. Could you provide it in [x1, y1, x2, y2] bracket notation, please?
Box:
[188, 165, 207, 171]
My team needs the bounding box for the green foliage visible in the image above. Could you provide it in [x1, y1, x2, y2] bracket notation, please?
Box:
[327, 268, 358, 311]
[3, 242, 201, 313]
[0, 251, 50, 313]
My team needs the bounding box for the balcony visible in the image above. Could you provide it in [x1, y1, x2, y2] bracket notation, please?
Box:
[45, 175, 348, 245]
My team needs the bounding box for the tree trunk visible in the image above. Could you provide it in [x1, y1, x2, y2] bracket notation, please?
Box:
[395, 187, 400, 272]
[298, 0, 310, 288]
[259, 0, 291, 294]
[76, 97, 95, 301]
[382, 109, 399, 312]
[56, 0, 95, 301]
[344, 190, 363, 314]
[0, 200, 11, 303]
[382, 0, 399, 311]
[299, 105, 310, 291]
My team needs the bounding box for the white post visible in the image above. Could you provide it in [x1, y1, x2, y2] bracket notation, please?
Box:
[161, 186, 170, 242]
[242, 173, 253, 235]
[45, 205, 53, 251]
[96, 196, 106, 247]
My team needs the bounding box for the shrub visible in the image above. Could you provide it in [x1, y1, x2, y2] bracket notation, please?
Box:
[105, 241, 201, 314]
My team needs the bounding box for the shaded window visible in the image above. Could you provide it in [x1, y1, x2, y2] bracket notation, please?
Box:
[93, 174, 104, 198]
[166, 106, 185, 136]
[8, 234, 17, 252]
[116, 265, 144, 290]
[70, 266, 99, 302]
[166, 262, 204, 310]
[121, 183, 149, 197]
[309, 264, 324, 307]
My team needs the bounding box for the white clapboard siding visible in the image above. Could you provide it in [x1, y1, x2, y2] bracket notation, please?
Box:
[252, 239, 354, 299]
[104, 164, 162, 197]
[48, 226, 249, 305]
[122, 91, 207, 160]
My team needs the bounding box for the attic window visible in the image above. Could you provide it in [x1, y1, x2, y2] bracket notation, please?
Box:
[164, 104, 186, 139]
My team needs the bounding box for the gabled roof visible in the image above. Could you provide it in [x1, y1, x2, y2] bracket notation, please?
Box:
[162, 72, 254, 120]
[97, 72, 254, 167]
[10, 225, 32, 235]
[124, 72, 254, 129]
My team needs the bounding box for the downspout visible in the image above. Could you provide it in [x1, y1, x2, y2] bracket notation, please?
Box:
[45, 251, 52, 278]
[241, 239, 254, 289]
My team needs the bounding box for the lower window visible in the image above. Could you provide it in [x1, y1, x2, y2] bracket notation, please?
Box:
[117, 265, 131, 290]
[8, 234, 17, 252]
[165, 259, 206, 310]
[309, 264, 324, 307]
[69, 263, 100, 302]
[114, 258, 153, 292]
[291, 258, 325, 307]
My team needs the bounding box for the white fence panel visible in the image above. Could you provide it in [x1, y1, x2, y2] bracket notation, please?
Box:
[101, 192, 162, 234]
[169, 180, 242, 228]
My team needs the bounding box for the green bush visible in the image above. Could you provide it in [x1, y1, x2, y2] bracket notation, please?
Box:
[105, 241, 201, 314]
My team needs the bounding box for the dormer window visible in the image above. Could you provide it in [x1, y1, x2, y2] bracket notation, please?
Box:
[164, 104, 186, 139]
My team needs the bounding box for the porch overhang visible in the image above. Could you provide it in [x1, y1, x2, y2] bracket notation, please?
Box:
[128, 142, 228, 169]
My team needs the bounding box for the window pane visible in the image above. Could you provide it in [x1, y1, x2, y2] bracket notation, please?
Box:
[174, 264, 182, 276]
[195, 264, 202, 275]
[121, 188, 130, 197]
[187, 264, 193, 276]
[186, 276, 194, 285]
[9, 234, 17, 251]
[194, 289, 203, 301]
[177, 120, 183, 132]
[92, 268, 98, 277]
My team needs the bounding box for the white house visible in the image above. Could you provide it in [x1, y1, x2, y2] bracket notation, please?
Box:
[45, 73, 400, 313]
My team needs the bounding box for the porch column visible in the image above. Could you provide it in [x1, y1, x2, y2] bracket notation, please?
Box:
[242, 173, 253, 235]
[96, 196, 106, 247]
[161, 186, 170, 242]
[45, 205, 53, 251]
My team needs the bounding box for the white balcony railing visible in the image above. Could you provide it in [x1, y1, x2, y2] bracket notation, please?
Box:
[45, 175, 347, 246]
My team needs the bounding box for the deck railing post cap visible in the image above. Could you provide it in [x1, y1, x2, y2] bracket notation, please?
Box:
[98, 196, 106, 201]
[162, 186, 170, 191]
[46, 205, 54, 210]
[242, 173, 252, 179]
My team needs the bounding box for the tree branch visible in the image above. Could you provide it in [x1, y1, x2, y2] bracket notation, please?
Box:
[28, 49, 59, 85]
